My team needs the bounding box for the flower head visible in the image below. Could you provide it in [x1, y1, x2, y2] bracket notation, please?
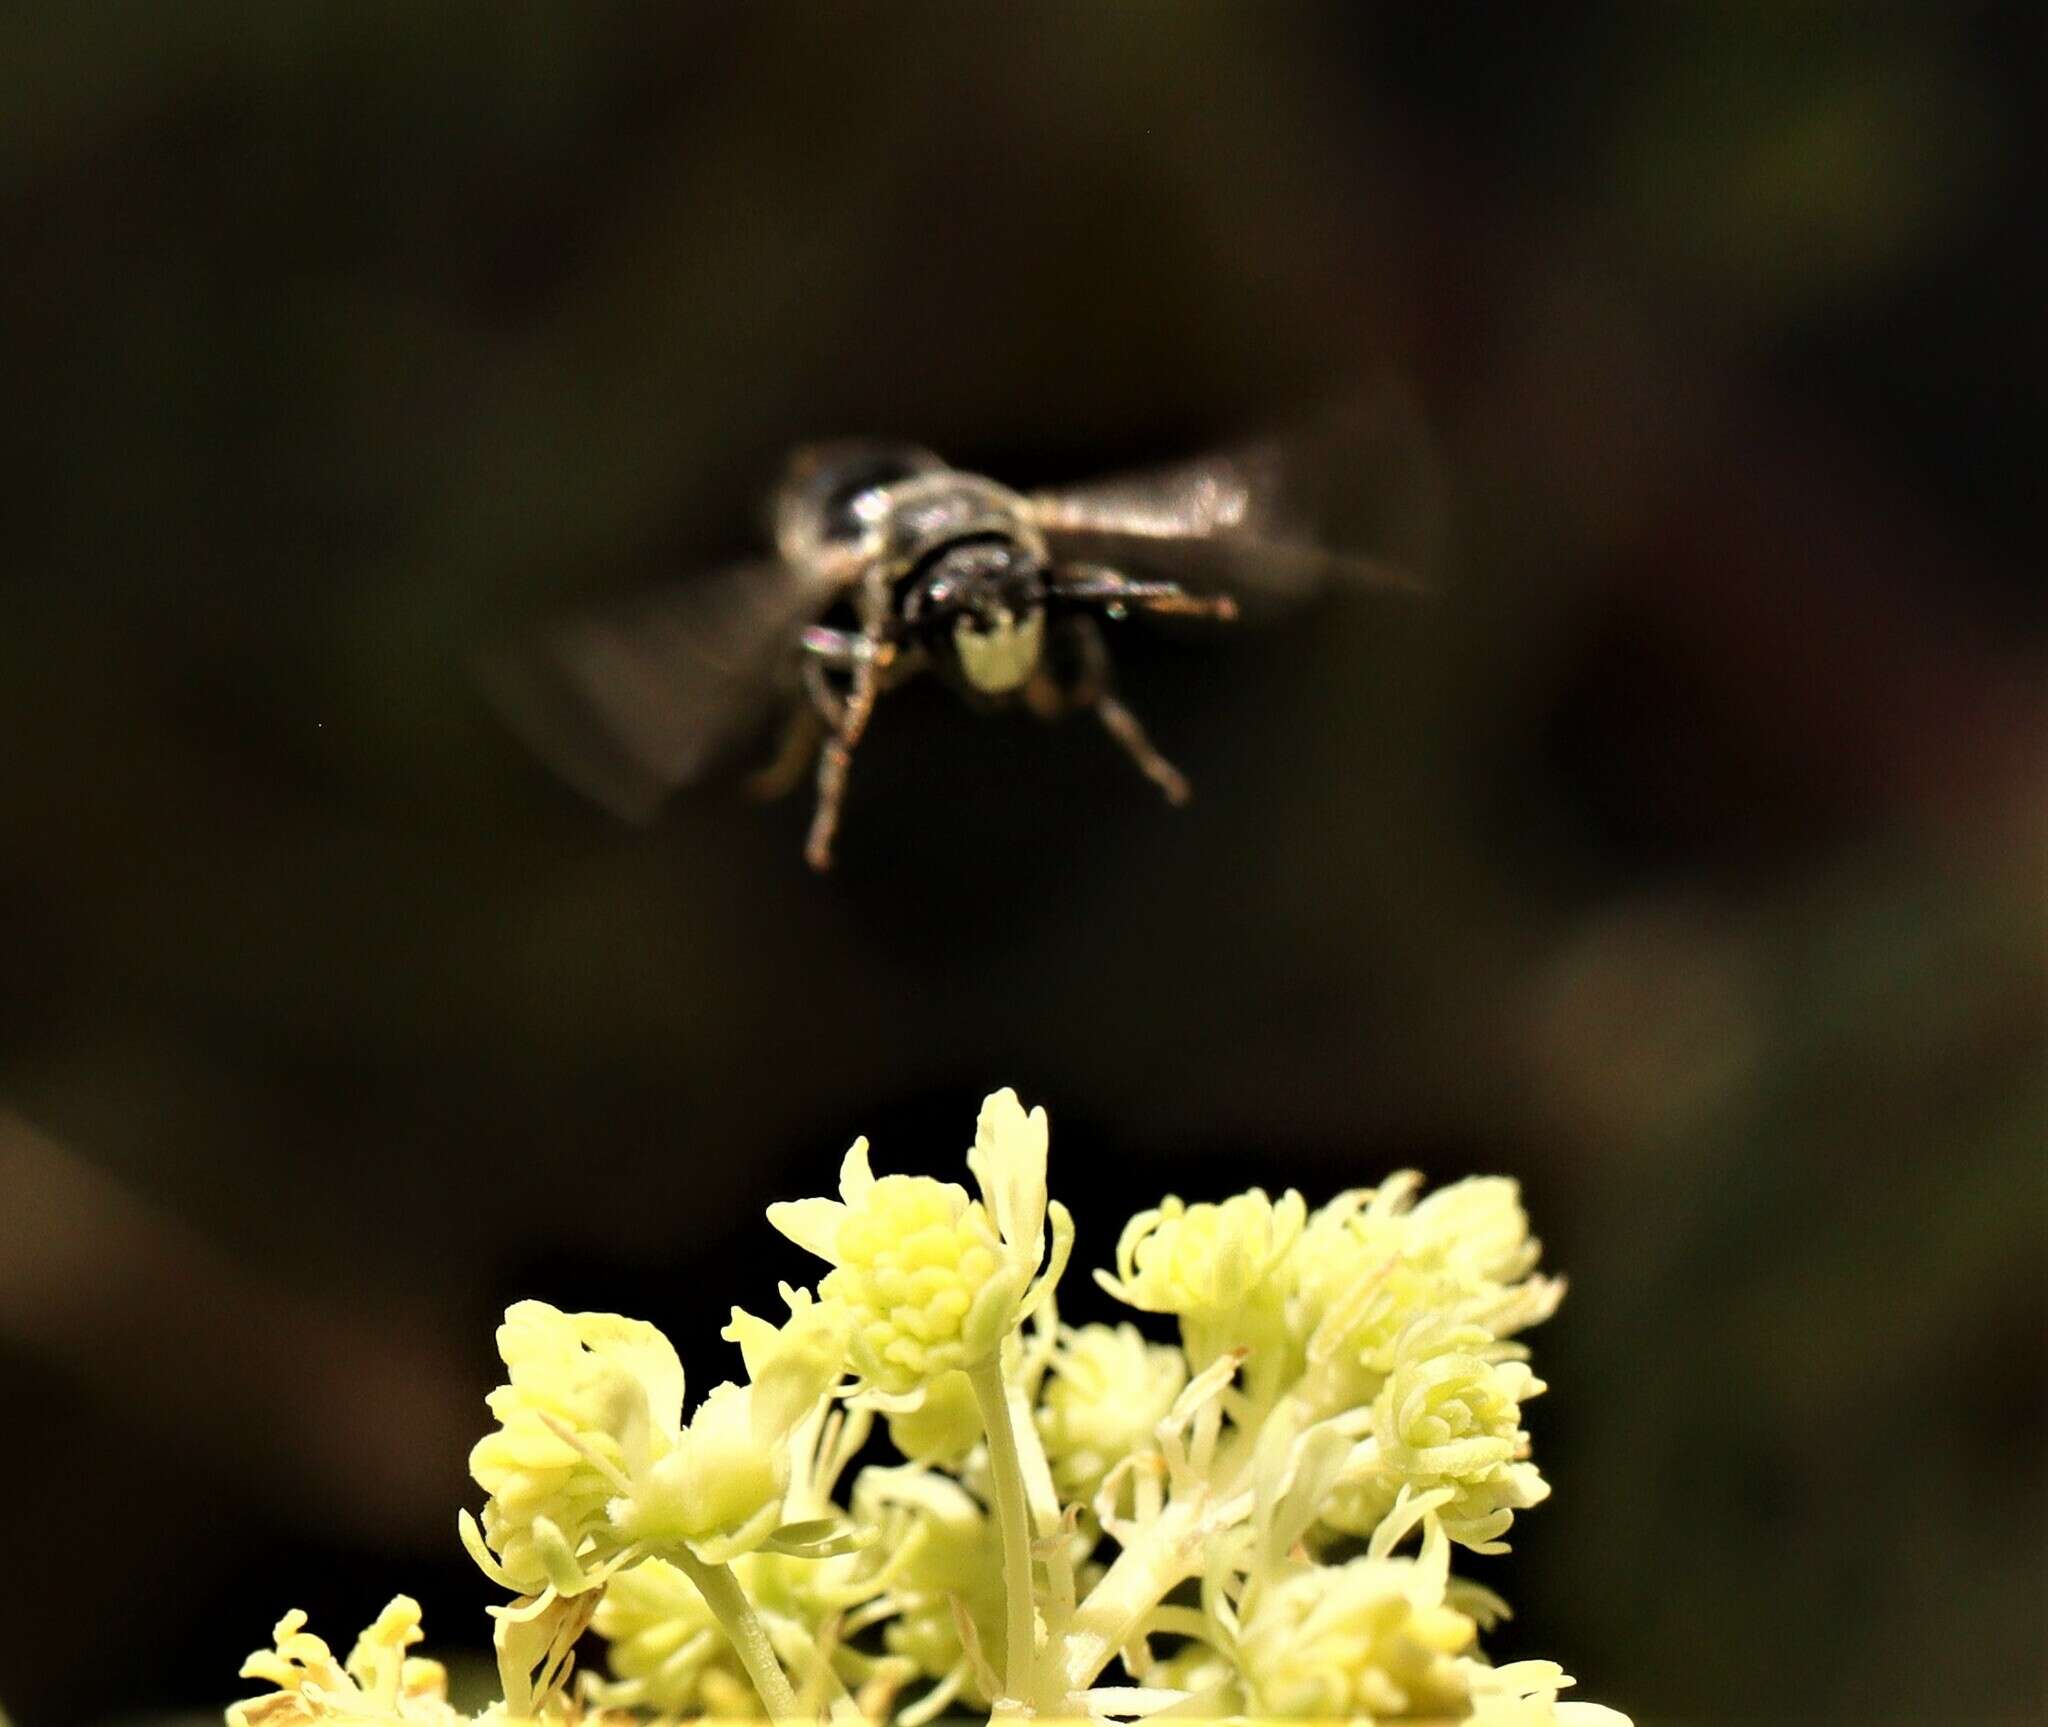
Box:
[1037, 1322, 1188, 1503]
[852, 1468, 1009, 1705]
[1404, 1176, 1543, 1286]
[230, 1094, 1628, 1727]
[464, 1293, 846, 1594]
[229, 1598, 460, 1727]
[594, 1555, 767, 1720]
[1096, 1187, 1307, 1370]
[592, 1543, 908, 1720]
[1286, 1175, 1564, 1419]
[465, 1303, 685, 1596]
[1234, 1550, 1476, 1721]
[768, 1089, 1069, 1397]
[1101, 1189, 1308, 1319]
[1326, 1315, 1548, 1552]
[619, 1289, 849, 1563]
[884, 1368, 984, 1467]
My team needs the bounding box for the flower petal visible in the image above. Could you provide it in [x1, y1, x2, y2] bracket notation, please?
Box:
[967, 1087, 1048, 1258]
[839, 1135, 876, 1205]
[765, 1196, 847, 1264]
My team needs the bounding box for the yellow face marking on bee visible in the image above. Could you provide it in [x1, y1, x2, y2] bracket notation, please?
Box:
[953, 606, 1044, 694]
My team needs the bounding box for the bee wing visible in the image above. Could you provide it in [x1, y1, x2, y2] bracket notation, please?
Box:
[478, 558, 845, 821]
[1025, 395, 1445, 610]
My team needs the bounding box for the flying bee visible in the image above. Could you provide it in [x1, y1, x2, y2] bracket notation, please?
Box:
[483, 410, 1436, 869]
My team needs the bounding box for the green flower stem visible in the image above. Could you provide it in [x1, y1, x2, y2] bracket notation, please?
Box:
[968, 1354, 1039, 1708]
[672, 1548, 802, 1721]
[1050, 1360, 1292, 1705]
[1053, 1496, 1204, 1701]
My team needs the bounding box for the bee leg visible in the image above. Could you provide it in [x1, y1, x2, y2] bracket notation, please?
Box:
[801, 654, 850, 733]
[732, 650, 848, 828]
[798, 629, 898, 869]
[1037, 612, 1194, 805]
[1051, 563, 1239, 622]
[798, 624, 901, 730]
[799, 663, 858, 869]
[745, 700, 826, 801]
[805, 731, 858, 870]
[1094, 691, 1191, 806]
[840, 626, 897, 746]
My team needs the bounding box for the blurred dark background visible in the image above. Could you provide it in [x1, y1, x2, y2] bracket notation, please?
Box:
[2, 4, 2043, 1722]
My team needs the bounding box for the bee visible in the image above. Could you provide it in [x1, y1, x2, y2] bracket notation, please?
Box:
[483, 415, 1433, 869]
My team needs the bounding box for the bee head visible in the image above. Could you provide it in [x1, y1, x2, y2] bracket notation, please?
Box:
[906, 538, 1048, 696]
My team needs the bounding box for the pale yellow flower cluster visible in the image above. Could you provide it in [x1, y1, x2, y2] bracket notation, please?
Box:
[589, 1544, 909, 1720]
[1461, 1659, 1637, 1725]
[852, 1469, 1011, 1713]
[1090, 1166, 1564, 1563]
[767, 1089, 1070, 1400]
[1286, 1173, 1562, 1403]
[1037, 1321, 1188, 1503]
[1325, 1316, 1550, 1553]
[592, 1559, 764, 1720]
[224, 1088, 1630, 1727]
[462, 1289, 847, 1602]
[465, 1305, 681, 1597]
[1235, 1550, 1477, 1720]
[1096, 1187, 1307, 1371]
[228, 1599, 462, 1727]
[625, 1290, 848, 1561]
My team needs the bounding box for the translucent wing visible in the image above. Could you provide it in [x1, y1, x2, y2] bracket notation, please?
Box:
[478, 557, 844, 820]
[1025, 395, 1446, 609]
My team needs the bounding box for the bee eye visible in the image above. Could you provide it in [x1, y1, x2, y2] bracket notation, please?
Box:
[805, 445, 941, 542]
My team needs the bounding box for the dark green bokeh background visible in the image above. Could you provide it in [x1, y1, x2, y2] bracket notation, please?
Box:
[1, 5, 2042, 1722]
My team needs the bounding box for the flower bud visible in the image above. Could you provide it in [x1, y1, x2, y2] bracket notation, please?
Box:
[1462, 1658, 1634, 1725]
[852, 1468, 1007, 1702]
[592, 1557, 762, 1718]
[1327, 1315, 1549, 1553]
[229, 1598, 457, 1727]
[617, 1292, 848, 1562]
[1037, 1322, 1187, 1502]
[466, 1292, 846, 1591]
[1236, 1555, 1476, 1721]
[885, 1369, 984, 1467]
[1404, 1176, 1541, 1285]
[1096, 1188, 1306, 1369]
[768, 1090, 1067, 1397]
[466, 1302, 684, 1596]
[1286, 1175, 1564, 1421]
